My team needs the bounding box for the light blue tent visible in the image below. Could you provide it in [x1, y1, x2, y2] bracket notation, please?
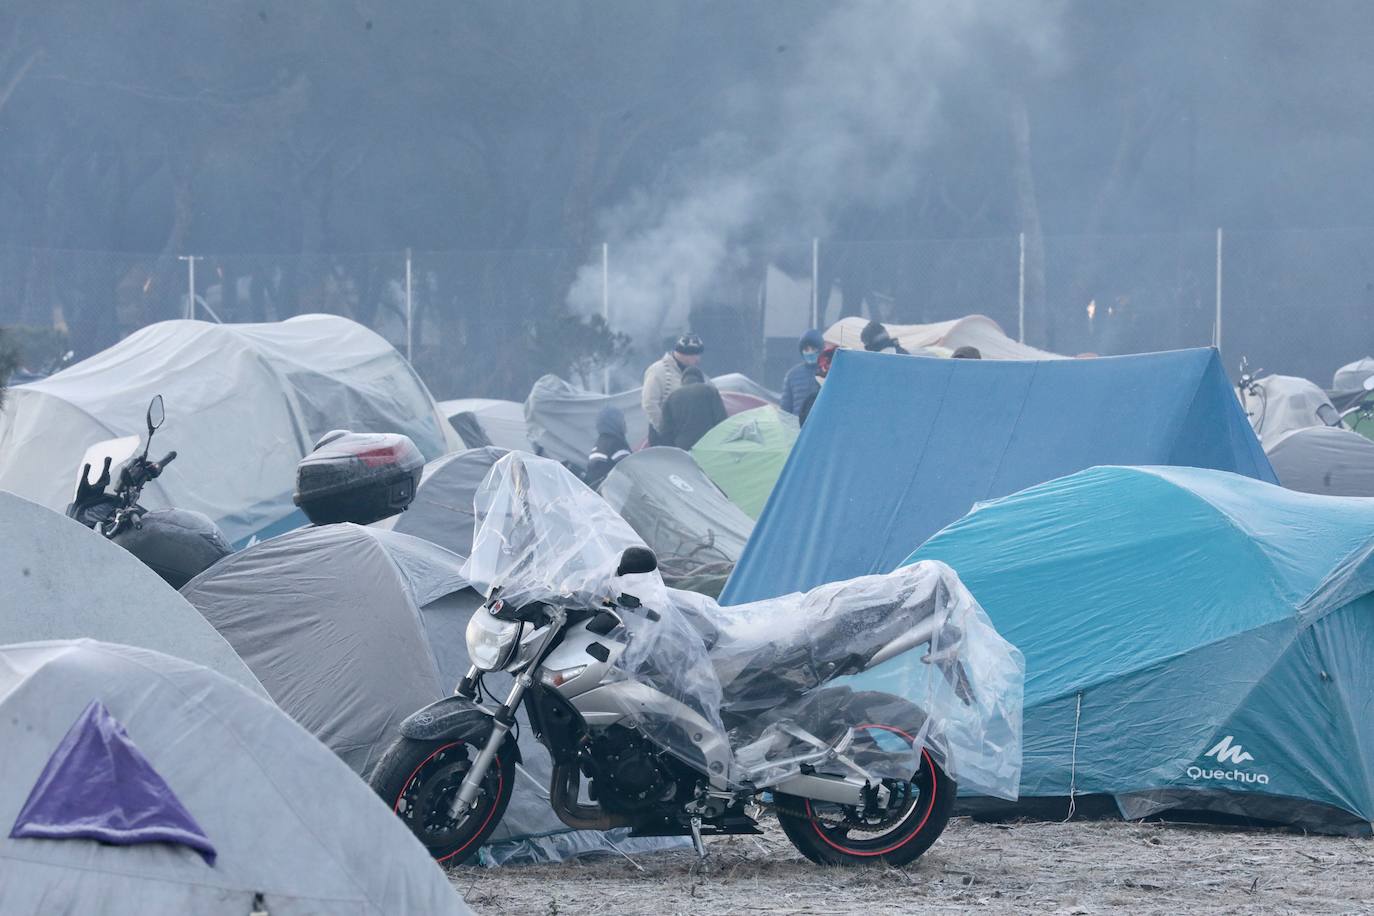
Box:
[907, 465, 1374, 833]
[723, 347, 1274, 604]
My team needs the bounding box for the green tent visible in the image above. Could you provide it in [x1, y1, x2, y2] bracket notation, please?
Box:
[691, 406, 798, 518]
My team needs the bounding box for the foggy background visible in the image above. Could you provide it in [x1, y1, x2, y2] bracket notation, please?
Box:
[1, 0, 1371, 398]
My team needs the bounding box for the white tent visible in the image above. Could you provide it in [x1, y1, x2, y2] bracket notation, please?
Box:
[0, 639, 468, 915]
[0, 490, 262, 696]
[438, 398, 533, 451]
[1245, 374, 1342, 449]
[0, 316, 459, 546]
[824, 315, 1064, 360]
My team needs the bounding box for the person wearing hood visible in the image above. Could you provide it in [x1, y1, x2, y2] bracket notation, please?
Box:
[860, 320, 908, 355]
[584, 406, 631, 489]
[780, 329, 824, 415]
[659, 366, 728, 450]
[798, 344, 838, 426]
[642, 334, 704, 445]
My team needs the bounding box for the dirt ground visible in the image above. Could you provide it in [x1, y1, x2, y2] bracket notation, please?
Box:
[453, 817, 1374, 915]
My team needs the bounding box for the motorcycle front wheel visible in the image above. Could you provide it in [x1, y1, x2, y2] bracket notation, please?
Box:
[775, 741, 955, 867]
[368, 736, 516, 865]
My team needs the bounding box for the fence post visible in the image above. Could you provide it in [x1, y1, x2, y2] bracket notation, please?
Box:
[177, 255, 200, 319]
[811, 237, 820, 329]
[1214, 228, 1223, 351]
[602, 242, 611, 394]
[1018, 232, 1026, 344]
[404, 248, 413, 363]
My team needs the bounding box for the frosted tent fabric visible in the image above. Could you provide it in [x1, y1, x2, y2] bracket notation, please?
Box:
[722, 347, 1275, 604]
[180, 523, 658, 863]
[438, 398, 533, 451]
[1245, 374, 1341, 448]
[0, 315, 459, 546]
[598, 447, 754, 597]
[523, 373, 779, 470]
[0, 491, 263, 696]
[463, 453, 1023, 796]
[1265, 426, 1374, 497]
[906, 466, 1374, 832]
[0, 640, 468, 916]
[1332, 356, 1374, 398]
[373, 446, 509, 557]
[690, 406, 800, 519]
[824, 315, 1065, 361]
[10, 700, 217, 864]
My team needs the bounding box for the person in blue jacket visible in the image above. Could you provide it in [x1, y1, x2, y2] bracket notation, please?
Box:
[780, 329, 824, 415]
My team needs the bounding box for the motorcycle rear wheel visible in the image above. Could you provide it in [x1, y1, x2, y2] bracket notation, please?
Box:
[776, 742, 955, 867]
[368, 735, 515, 865]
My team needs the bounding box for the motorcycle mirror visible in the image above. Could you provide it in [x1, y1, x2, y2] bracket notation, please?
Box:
[616, 546, 658, 577]
[146, 395, 165, 434]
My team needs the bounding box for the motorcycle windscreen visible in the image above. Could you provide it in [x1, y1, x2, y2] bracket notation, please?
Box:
[72, 435, 142, 500]
[462, 452, 730, 771]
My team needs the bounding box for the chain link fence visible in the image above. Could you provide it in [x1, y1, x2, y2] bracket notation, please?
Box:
[3, 230, 1371, 400]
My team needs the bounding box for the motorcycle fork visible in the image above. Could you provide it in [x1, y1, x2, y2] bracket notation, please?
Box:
[450, 609, 566, 819]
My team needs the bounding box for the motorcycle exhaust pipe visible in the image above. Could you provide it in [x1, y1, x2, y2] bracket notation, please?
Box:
[549, 764, 634, 831]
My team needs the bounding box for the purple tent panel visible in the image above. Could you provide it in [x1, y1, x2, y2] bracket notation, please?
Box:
[9, 700, 217, 865]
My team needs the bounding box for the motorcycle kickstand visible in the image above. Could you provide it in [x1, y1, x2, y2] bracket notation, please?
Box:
[689, 816, 708, 863]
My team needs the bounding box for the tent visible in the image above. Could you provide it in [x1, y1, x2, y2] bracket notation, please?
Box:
[722, 348, 1275, 604]
[598, 447, 755, 597]
[1266, 426, 1374, 497]
[1331, 356, 1374, 409]
[0, 639, 468, 914]
[524, 373, 774, 470]
[825, 315, 1064, 360]
[0, 491, 262, 696]
[0, 316, 459, 547]
[690, 406, 799, 519]
[181, 523, 675, 864]
[1244, 374, 1342, 448]
[438, 398, 532, 451]
[907, 465, 1374, 834]
[373, 446, 507, 557]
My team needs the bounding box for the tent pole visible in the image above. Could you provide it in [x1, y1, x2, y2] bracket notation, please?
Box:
[178, 255, 199, 320]
[811, 237, 820, 329]
[1214, 227, 1223, 351]
[602, 242, 610, 394]
[1018, 232, 1026, 344]
[405, 248, 413, 363]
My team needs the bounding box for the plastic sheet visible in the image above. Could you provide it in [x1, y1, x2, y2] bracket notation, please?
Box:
[463, 452, 1023, 799]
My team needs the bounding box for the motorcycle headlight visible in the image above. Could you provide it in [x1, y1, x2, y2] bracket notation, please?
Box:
[466, 610, 522, 671]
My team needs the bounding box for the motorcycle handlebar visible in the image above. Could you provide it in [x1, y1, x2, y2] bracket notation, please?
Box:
[151, 451, 177, 475]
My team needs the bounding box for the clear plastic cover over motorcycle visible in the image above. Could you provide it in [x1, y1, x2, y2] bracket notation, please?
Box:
[463, 453, 1024, 800]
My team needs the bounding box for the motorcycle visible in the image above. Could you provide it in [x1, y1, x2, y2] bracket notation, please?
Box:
[368, 453, 1022, 867]
[67, 394, 232, 588]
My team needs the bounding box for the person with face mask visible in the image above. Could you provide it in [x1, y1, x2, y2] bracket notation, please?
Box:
[798, 343, 838, 426]
[780, 329, 824, 415]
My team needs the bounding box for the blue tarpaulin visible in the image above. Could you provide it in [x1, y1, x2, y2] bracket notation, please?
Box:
[722, 348, 1274, 604]
[905, 466, 1374, 832]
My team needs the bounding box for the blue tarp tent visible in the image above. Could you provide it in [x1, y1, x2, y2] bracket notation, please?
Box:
[907, 465, 1374, 833]
[722, 348, 1274, 603]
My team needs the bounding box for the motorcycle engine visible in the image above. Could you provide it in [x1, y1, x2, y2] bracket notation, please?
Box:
[584, 726, 678, 815]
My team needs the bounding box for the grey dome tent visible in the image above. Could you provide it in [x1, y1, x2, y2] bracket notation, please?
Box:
[599, 447, 754, 597]
[0, 490, 262, 695]
[438, 398, 532, 451]
[1266, 425, 1374, 497]
[0, 639, 468, 915]
[1331, 356, 1374, 409]
[0, 315, 459, 547]
[373, 446, 508, 558]
[1244, 374, 1341, 449]
[524, 373, 776, 471]
[181, 523, 677, 864]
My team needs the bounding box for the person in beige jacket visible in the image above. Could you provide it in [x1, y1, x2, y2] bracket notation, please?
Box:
[642, 334, 704, 444]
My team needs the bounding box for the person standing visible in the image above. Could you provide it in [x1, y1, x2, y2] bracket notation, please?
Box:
[780, 329, 823, 415]
[860, 320, 908, 355]
[798, 344, 838, 426]
[584, 406, 631, 489]
[659, 367, 728, 450]
[642, 334, 704, 445]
